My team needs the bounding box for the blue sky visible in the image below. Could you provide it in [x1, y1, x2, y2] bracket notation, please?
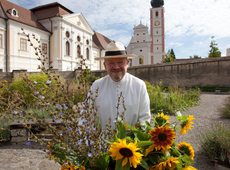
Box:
[9, 0, 230, 59]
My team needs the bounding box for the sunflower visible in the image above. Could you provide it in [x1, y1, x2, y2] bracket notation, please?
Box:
[148, 125, 176, 151]
[108, 138, 143, 168]
[150, 157, 180, 170]
[179, 115, 195, 135]
[177, 142, 195, 160]
[182, 166, 197, 170]
[155, 112, 170, 126]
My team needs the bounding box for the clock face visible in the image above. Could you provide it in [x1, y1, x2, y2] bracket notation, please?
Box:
[154, 20, 160, 26]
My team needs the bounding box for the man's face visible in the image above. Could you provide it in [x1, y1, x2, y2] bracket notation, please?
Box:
[104, 57, 129, 82]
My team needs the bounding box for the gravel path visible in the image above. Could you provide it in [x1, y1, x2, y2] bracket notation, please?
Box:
[0, 93, 229, 170]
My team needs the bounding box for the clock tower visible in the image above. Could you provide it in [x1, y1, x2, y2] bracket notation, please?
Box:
[150, 0, 165, 64]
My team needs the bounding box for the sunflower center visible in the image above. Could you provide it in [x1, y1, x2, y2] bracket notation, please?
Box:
[158, 132, 168, 141]
[119, 148, 133, 157]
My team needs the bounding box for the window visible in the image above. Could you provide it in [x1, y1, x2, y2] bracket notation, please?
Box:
[137, 34, 139, 36]
[77, 45, 81, 58]
[143, 33, 145, 35]
[66, 31, 70, 38]
[0, 34, 2, 48]
[86, 48, 89, 60]
[86, 39, 89, 45]
[77, 36, 81, 42]
[140, 49, 142, 52]
[139, 57, 143, 64]
[20, 38, 27, 51]
[42, 43, 47, 54]
[66, 41, 70, 56]
[156, 11, 158, 17]
[156, 31, 158, 34]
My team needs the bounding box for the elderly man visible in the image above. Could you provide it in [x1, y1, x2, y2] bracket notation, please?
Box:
[90, 42, 151, 129]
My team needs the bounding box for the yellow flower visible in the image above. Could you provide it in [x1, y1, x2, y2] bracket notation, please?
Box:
[151, 157, 180, 170]
[108, 138, 143, 168]
[179, 115, 195, 135]
[182, 166, 197, 170]
[177, 142, 195, 160]
[4, 80, 7, 83]
[157, 112, 170, 123]
[148, 125, 176, 151]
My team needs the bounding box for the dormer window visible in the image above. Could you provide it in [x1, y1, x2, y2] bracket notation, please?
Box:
[8, 8, 19, 17]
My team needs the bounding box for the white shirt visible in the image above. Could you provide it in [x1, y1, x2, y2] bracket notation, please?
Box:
[90, 73, 151, 129]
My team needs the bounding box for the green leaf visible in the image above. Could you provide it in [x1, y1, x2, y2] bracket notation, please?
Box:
[115, 159, 130, 170]
[182, 154, 195, 164]
[140, 159, 149, 170]
[170, 148, 181, 157]
[177, 115, 188, 121]
[136, 131, 151, 141]
[148, 154, 160, 164]
[96, 153, 110, 170]
[137, 141, 153, 147]
[117, 121, 127, 139]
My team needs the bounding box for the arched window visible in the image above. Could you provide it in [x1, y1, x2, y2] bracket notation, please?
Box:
[86, 48, 89, 60]
[139, 57, 143, 64]
[156, 11, 158, 17]
[77, 45, 81, 58]
[66, 41, 70, 56]
[77, 36, 81, 42]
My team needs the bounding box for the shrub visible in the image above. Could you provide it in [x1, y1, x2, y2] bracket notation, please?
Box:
[145, 81, 200, 115]
[8, 72, 59, 107]
[219, 96, 230, 119]
[199, 124, 230, 165]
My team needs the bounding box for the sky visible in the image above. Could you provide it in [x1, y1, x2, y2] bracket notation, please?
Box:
[8, 0, 230, 59]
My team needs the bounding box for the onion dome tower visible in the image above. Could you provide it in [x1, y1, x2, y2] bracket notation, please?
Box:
[149, 0, 165, 64]
[150, 0, 164, 8]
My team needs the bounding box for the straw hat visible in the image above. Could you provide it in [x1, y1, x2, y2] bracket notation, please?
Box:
[94, 42, 136, 60]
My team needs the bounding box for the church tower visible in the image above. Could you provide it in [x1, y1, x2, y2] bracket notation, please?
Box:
[150, 0, 165, 64]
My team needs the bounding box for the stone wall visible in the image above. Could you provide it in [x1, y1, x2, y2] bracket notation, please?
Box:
[1, 57, 230, 88]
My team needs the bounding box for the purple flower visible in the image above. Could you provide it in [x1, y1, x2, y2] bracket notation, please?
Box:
[60, 133, 62, 136]
[56, 104, 61, 108]
[63, 162, 67, 166]
[59, 112, 64, 117]
[26, 141, 31, 146]
[13, 111, 17, 115]
[20, 111, 25, 116]
[47, 103, 50, 106]
[37, 102, 40, 107]
[46, 150, 50, 155]
[86, 128, 90, 133]
[35, 91, 39, 95]
[52, 115, 56, 121]
[67, 148, 70, 153]
[34, 81, 37, 84]
[88, 153, 93, 157]
[76, 139, 83, 145]
[39, 95, 44, 99]
[77, 129, 81, 134]
[46, 80, 51, 85]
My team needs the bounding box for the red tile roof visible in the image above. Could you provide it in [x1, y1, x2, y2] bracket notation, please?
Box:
[0, 0, 48, 31]
[93, 30, 114, 50]
[30, 2, 73, 20]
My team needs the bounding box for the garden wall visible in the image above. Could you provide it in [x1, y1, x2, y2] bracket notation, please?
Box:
[1, 57, 230, 87]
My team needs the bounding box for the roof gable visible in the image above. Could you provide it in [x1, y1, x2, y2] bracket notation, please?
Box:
[63, 13, 94, 34]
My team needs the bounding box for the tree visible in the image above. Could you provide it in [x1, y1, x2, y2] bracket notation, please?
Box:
[164, 49, 176, 63]
[170, 48, 176, 59]
[190, 55, 201, 59]
[208, 36, 221, 58]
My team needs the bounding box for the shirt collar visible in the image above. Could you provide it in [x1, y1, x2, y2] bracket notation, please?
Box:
[110, 73, 128, 85]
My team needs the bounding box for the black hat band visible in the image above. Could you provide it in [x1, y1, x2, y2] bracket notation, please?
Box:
[105, 50, 127, 56]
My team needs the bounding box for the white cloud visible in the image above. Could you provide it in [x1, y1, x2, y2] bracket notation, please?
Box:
[8, 0, 230, 59]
